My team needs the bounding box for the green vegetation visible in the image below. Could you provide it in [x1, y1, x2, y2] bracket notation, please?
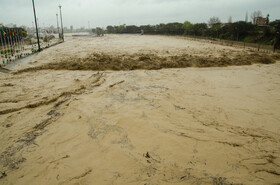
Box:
[93, 27, 104, 36]
[43, 35, 55, 42]
[105, 19, 280, 48]
[0, 49, 15, 55]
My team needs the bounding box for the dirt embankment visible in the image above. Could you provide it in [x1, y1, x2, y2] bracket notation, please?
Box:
[14, 52, 279, 73]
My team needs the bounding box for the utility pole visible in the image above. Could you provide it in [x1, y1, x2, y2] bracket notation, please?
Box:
[32, 0, 40, 51]
[37, 18, 40, 35]
[59, 5, 64, 41]
[56, 13, 60, 38]
[32, 21, 35, 34]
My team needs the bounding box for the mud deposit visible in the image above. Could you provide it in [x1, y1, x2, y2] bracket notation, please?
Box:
[0, 35, 280, 185]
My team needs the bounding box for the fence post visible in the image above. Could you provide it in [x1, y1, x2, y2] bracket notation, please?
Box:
[244, 42, 245, 49]
[258, 44, 260, 51]
[0, 31, 5, 64]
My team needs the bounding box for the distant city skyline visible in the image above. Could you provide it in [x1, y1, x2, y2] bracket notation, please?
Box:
[1, 0, 280, 28]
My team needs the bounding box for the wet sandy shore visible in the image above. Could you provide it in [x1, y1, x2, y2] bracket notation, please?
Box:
[0, 35, 280, 185]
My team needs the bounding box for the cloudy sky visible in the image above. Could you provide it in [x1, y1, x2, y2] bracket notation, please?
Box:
[1, 0, 280, 28]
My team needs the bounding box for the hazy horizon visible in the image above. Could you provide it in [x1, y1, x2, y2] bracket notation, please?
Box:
[1, 0, 280, 29]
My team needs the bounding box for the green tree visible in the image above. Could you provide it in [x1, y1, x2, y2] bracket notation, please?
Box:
[182, 21, 193, 30]
[96, 27, 104, 36]
[118, 24, 126, 33]
[182, 21, 193, 35]
[208, 16, 221, 28]
[191, 23, 207, 36]
[106, 26, 115, 33]
[125, 25, 140, 33]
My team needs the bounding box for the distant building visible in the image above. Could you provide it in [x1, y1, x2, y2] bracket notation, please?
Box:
[254, 15, 269, 25]
[254, 17, 267, 25]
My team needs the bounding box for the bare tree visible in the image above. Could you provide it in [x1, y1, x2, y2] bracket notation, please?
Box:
[208, 16, 221, 28]
[251, 10, 262, 24]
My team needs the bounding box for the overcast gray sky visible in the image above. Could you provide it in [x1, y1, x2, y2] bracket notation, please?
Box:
[1, 0, 280, 28]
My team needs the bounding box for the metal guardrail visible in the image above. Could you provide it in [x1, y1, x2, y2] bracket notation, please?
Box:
[0, 32, 63, 67]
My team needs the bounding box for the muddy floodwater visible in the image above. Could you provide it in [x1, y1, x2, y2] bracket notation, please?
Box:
[0, 34, 280, 185]
[3, 54, 37, 71]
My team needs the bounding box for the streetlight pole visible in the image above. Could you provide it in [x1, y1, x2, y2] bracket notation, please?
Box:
[32, 0, 40, 51]
[56, 13, 60, 38]
[59, 5, 64, 41]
